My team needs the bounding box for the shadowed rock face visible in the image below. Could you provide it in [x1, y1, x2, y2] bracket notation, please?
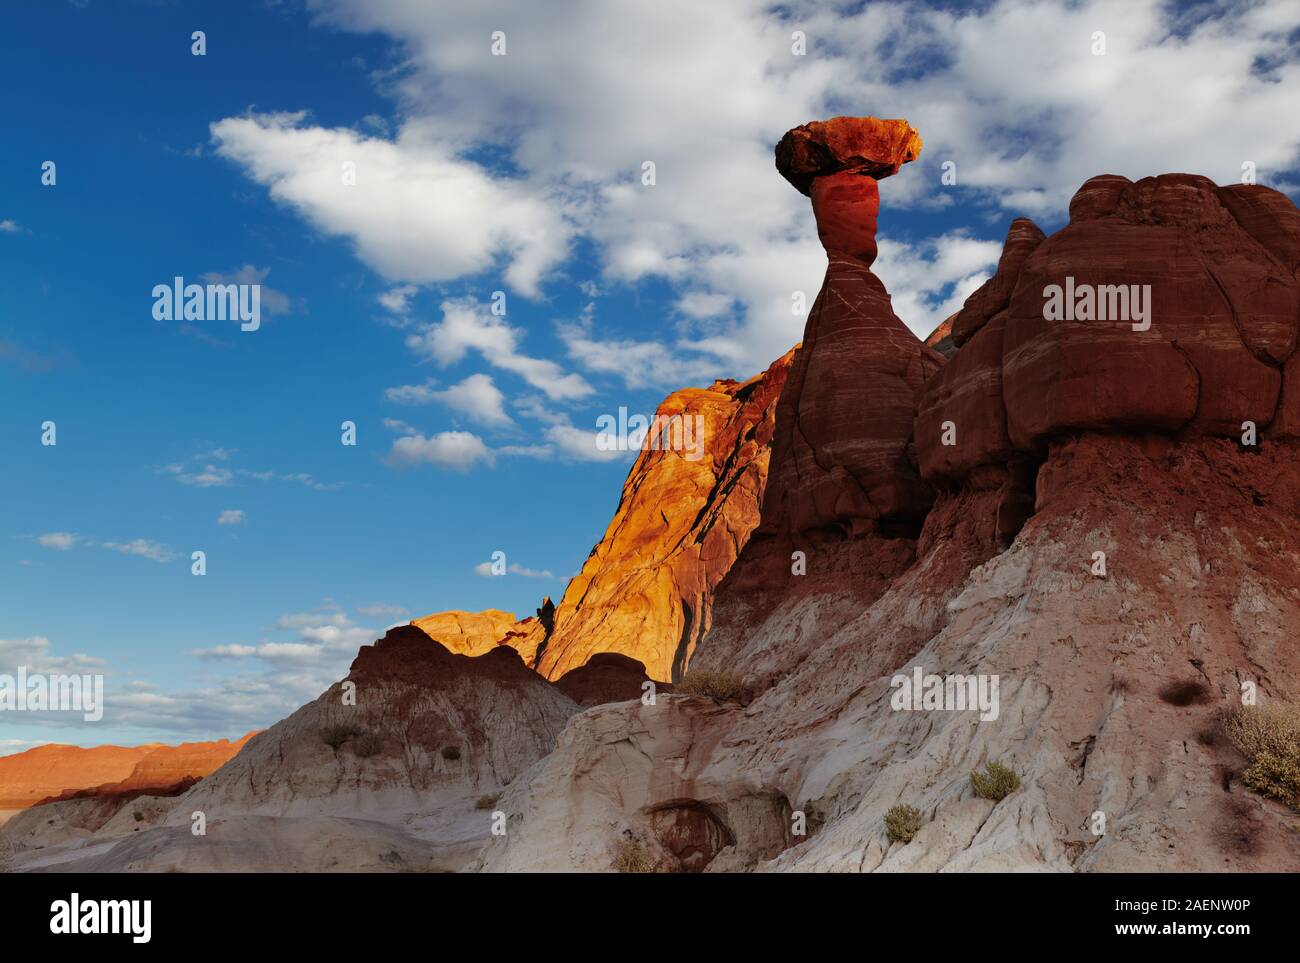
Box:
[916, 174, 1300, 492]
[763, 116, 941, 539]
[698, 116, 942, 679]
[554, 653, 670, 707]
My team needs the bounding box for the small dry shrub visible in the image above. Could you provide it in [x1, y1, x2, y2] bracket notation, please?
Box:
[884, 804, 923, 843]
[970, 761, 1020, 801]
[1222, 702, 1300, 811]
[613, 840, 654, 873]
[441, 745, 462, 761]
[475, 793, 500, 810]
[676, 670, 745, 703]
[352, 731, 383, 758]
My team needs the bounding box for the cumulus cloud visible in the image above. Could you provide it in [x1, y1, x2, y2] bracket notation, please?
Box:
[378, 284, 418, 315]
[36, 532, 77, 550]
[0, 636, 106, 675]
[209, 111, 571, 297]
[385, 429, 495, 470]
[384, 373, 511, 426]
[211, 0, 1300, 374]
[217, 509, 246, 525]
[404, 298, 593, 401]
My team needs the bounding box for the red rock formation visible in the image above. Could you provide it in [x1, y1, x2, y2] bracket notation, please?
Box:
[925, 312, 957, 357]
[0, 734, 253, 810]
[525, 350, 795, 682]
[553, 653, 671, 707]
[111, 733, 255, 793]
[916, 174, 1300, 498]
[410, 609, 524, 657]
[697, 116, 942, 681]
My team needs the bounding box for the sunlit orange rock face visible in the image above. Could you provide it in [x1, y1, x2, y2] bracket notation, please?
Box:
[410, 609, 524, 658]
[0, 734, 254, 809]
[528, 350, 796, 683]
[406, 352, 793, 685]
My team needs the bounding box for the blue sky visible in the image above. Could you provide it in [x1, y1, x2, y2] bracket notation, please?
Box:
[2, 0, 1297, 751]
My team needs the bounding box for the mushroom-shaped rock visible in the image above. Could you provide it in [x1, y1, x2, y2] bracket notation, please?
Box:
[775, 116, 922, 195]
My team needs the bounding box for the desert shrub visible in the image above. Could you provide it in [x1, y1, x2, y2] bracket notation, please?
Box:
[884, 804, 923, 844]
[132, 810, 145, 823]
[1222, 702, 1300, 811]
[676, 670, 745, 703]
[613, 840, 654, 874]
[970, 761, 1020, 801]
[441, 745, 462, 761]
[475, 793, 500, 810]
[352, 731, 383, 758]
[320, 722, 362, 749]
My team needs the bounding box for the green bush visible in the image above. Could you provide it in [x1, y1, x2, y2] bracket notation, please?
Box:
[613, 840, 654, 873]
[884, 804, 923, 843]
[676, 670, 745, 703]
[1223, 702, 1300, 811]
[970, 761, 1020, 801]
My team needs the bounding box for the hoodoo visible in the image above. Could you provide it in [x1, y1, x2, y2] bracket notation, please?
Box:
[698, 116, 942, 683]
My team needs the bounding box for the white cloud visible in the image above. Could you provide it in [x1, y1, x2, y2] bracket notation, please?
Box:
[102, 539, 175, 563]
[211, 0, 1300, 377]
[430, 373, 512, 427]
[385, 429, 495, 470]
[0, 219, 23, 234]
[873, 233, 1004, 338]
[378, 284, 418, 315]
[194, 644, 258, 659]
[384, 379, 440, 404]
[209, 111, 571, 297]
[405, 298, 593, 401]
[165, 463, 234, 487]
[217, 509, 246, 525]
[544, 423, 631, 463]
[474, 560, 554, 579]
[0, 636, 106, 675]
[199, 264, 294, 318]
[357, 603, 408, 618]
[37, 532, 77, 550]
